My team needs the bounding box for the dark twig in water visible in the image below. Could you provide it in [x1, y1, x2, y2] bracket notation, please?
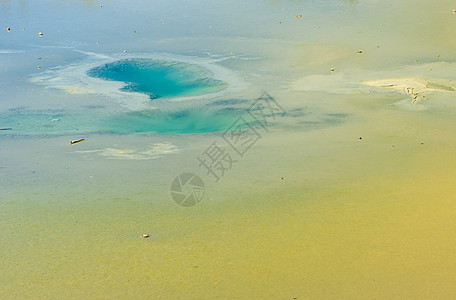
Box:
[70, 139, 86, 145]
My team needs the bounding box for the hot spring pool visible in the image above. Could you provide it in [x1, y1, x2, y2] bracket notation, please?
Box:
[86, 58, 228, 100]
[1, 57, 242, 136]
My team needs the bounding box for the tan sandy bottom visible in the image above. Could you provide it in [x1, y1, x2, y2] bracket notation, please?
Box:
[2, 0, 456, 298]
[1, 101, 456, 299]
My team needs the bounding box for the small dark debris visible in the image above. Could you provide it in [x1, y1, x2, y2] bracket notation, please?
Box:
[70, 138, 86, 145]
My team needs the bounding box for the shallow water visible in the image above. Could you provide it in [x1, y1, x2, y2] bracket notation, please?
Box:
[0, 106, 245, 135]
[2, 0, 456, 299]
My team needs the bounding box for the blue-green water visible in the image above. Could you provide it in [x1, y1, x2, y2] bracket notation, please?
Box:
[0, 107, 245, 136]
[0, 58, 237, 135]
[87, 58, 228, 100]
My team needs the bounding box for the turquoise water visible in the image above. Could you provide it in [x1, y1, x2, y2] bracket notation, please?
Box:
[87, 58, 228, 100]
[0, 107, 245, 136]
[1, 58, 235, 135]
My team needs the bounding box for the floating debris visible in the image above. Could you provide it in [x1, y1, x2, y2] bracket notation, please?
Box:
[330, 68, 335, 72]
[453, 9, 456, 14]
[357, 50, 363, 54]
[6, 27, 11, 32]
[280, 177, 284, 180]
[358, 137, 363, 140]
[37, 66, 41, 69]
[296, 15, 302, 18]
[123, 50, 127, 53]
[38, 32, 43, 36]
[70, 138, 86, 145]
[38, 57, 41, 60]
[141, 234, 151, 239]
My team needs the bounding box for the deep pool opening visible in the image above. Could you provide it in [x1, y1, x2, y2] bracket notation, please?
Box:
[86, 58, 228, 100]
